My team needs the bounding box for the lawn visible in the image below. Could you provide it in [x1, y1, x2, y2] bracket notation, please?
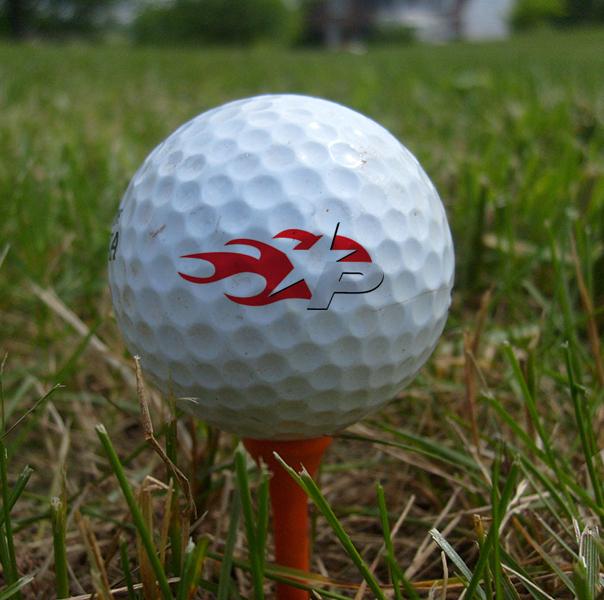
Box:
[0, 28, 603, 598]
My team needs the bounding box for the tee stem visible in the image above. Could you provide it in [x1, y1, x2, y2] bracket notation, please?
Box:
[243, 436, 332, 600]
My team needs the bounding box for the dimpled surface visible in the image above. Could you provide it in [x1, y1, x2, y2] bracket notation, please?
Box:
[108, 94, 454, 440]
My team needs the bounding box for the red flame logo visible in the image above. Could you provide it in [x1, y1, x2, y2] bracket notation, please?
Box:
[178, 225, 377, 308]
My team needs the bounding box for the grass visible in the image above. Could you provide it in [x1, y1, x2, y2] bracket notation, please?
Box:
[0, 27, 603, 598]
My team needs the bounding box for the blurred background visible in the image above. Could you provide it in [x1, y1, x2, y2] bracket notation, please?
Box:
[1, 0, 603, 598]
[2, 0, 604, 46]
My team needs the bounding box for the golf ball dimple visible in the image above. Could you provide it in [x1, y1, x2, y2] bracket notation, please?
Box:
[108, 94, 455, 440]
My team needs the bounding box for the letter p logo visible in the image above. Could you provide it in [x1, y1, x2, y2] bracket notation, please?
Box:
[307, 263, 384, 310]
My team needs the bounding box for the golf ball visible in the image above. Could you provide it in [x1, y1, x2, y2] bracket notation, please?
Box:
[108, 94, 454, 440]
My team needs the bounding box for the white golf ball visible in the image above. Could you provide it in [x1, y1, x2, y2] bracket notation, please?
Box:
[108, 94, 454, 440]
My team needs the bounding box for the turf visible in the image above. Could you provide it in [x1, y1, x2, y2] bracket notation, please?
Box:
[0, 28, 603, 598]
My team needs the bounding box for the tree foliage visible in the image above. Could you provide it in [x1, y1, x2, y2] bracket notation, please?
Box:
[511, 0, 604, 30]
[511, 0, 566, 30]
[133, 0, 299, 46]
[0, 0, 117, 38]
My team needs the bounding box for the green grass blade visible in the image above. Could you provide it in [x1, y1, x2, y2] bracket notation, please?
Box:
[474, 516, 493, 599]
[376, 483, 414, 600]
[342, 431, 485, 489]
[484, 393, 544, 458]
[518, 457, 574, 521]
[0, 244, 9, 272]
[0, 576, 34, 600]
[0, 466, 32, 530]
[234, 448, 264, 599]
[51, 319, 101, 383]
[465, 459, 520, 599]
[499, 548, 550, 600]
[503, 342, 575, 513]
[0, 383, 62, 441]
[513, 516, 575, 594]
[0, 352, 6, 433]
[176, 537, 209, 600]
[429, 528, 486, 600]
[165, 416, 182, 577]
[533, 514, 578, 560]
[563, 343, 604, 522]
[0, 441, 20, 598]
[503, 564, 557, 600]
[572, 561, 592, 600]
[176, 540, 195, 600]
[118, 536, 137, 600]
[384, 556, 419, 600]
[264, 571, 350, 599]
[50, 497, 69, 599]
[558, 474, 604, 520]
[547, 227, 581, 373]
[578, 525, 600, 599]
[374, 425, 481, 473]
[274, 453, 386, 600]
[211, 549, 353, 600]
[168, 492, 183, 577]
[95, 424, 174, 600]
[217, 492, 241, 600]
[255, 466, 269, 574]
[502, 343, 551, 460]
[490, 446, 503, 599]
[165, 417, 178, 467]
[0, 521, 11, 578]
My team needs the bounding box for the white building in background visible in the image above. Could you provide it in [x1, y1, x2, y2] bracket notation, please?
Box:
[464, 0, 515, 39]
[375, 0, 515, 43]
